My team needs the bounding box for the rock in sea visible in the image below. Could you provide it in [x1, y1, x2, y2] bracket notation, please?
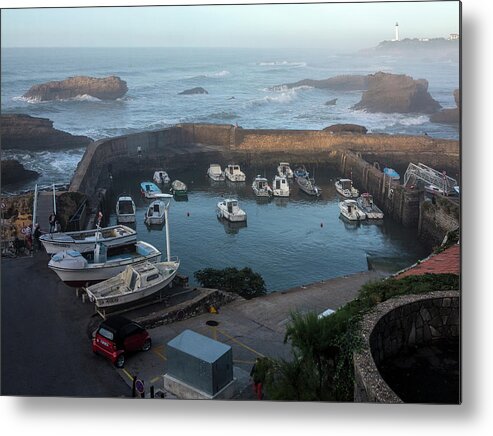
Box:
[178, 87, 208, 95]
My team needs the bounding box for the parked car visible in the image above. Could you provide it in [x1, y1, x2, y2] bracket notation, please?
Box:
[92, 315, 151, 368]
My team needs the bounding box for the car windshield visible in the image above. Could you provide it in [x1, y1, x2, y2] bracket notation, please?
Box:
[98, 327, 114, 341]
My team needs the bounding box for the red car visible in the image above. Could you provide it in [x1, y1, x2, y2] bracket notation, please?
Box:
[92, 315, 152, 368]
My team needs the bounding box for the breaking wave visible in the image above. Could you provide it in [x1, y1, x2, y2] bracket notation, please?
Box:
[205, 111, 240, 121]
[257, 61, 307, 68]
[12, 94, 102, 103]
[188, 70, 230, 80]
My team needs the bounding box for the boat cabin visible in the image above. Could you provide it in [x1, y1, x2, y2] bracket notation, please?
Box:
[339, 179, 353, 190]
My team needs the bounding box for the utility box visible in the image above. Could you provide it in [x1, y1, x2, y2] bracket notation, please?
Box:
[166, 329, 233, 396]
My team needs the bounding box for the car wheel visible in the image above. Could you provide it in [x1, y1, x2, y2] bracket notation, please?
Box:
[115, 354, 125, 368]
[142, 338, 152, 352]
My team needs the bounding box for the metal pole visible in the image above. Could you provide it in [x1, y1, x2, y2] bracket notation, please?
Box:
[164, 201, 170, 262]
[52, 183, 57, 215]
[32, 184, 38, 238]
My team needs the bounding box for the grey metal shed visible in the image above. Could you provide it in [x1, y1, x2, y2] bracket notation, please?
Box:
[166, 329, 233, 396]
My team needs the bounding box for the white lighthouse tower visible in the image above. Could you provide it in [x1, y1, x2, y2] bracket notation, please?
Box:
[394, 22, 400, 41]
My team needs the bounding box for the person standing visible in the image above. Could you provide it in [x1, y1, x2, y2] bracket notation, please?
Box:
[33, 223, 41, 253]
[49, 212, 56, 233]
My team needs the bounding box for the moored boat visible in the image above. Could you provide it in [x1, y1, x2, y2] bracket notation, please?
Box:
[140, 181, 173, 199]
[144, 200, 166, 225]
[357, 193, 384, 219]
[40, 224, 137, 255]
[153, 170, 170, 185]
[252, 175, 272, 197]
[272, 175, 290, 197]
[170, 180, 188, 196]
[116, 195, 136, 223]
[384, 168, 400, 181]
[216, 198, 247, 222]
[207, 164, 226, 181]
[297, 176, 321, 197]
[85, 259, 180, 308]
[225, 164, 246, 182]
[48, 241, 162, 287]
[277, 162, 294, 179]
[335, 178, 359, 198]
[339, 199, 366, 221]
[293, 165, 309, 179]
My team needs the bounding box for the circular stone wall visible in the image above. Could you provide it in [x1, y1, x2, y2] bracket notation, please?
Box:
[353, 290, 460, 403]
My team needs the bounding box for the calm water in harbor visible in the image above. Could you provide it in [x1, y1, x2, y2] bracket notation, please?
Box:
[109, 167, 429, 292]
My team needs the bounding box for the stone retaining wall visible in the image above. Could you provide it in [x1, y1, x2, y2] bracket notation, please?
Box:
[418, 197, 461, 247]
[353, 290, 460, 403]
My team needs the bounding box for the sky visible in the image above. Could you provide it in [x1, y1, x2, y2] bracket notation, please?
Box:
[1, 1, 460, 50]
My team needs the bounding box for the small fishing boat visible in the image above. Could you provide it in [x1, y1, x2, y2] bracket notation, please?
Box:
[116, 195, 136, 223]
[207, 164, 226, 181]
[48, 241, 162, 287]
[144, 200, 166, 225]
[272, 175, 290, 197]
[357, 193, 384, 219]
[339, 199, 366, 221]
[140, 181, 173, 199]
[216, 198, 247, 222]
[424, 184, 446, 195]
[252, 175, 272, 197]
[384, 168, 400, 181]
[85, 259, 180, 309]
[335, 178, 359, 198]
[225, 164, 246, 182]
[153, 170, 170, 185]
[297, 176, 321, 197]
[40, 224, 137, 255]
[293, 165, 309, 179]
[170, 180, 188, 196]
[277, 162, 294, 179]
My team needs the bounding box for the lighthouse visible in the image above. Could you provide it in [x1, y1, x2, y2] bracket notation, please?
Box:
[395, 22, 400, 41]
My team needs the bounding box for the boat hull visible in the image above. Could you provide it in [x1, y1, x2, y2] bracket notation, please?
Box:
[217, 208, 247, 222]
[116, 214, 136, 223]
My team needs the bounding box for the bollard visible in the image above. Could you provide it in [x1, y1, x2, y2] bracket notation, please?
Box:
[132, 376, 137, 398]
[150, 386, 155, 398]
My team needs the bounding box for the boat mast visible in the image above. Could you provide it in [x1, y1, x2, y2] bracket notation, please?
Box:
[164, 201, 171, 262]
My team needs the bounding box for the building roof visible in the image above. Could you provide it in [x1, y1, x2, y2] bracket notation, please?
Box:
[397, 244, 460, 278]
[167, 329, 231, 363]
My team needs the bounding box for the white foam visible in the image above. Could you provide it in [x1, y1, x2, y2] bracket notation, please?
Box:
[12, 94, 102, 103]
[257, 61, 307, 68]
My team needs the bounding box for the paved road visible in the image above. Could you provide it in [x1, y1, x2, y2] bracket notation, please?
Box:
[1, 252, 130, 397]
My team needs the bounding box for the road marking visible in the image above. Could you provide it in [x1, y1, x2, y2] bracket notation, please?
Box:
[150, 376, 162, 384]
[216, 328, 265, 357]
[153, 348, 167, 361]
[121, 368, 134, 381]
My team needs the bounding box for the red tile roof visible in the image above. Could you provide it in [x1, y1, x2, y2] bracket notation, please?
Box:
[397, 244, 460, 278]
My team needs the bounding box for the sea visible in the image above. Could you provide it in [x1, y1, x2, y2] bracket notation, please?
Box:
[1, 47, 457, 291]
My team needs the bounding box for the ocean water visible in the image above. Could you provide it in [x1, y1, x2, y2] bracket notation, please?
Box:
[1, 47, 459, 188]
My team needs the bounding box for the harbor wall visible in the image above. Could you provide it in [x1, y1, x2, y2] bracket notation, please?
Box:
[418, 196, 461, 247]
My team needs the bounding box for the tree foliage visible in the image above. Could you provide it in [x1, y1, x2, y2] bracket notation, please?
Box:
[194, 267, 267, 300]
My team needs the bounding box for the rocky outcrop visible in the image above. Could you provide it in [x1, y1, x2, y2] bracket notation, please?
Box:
[353, 72, 442, 114]
[325, 98, 338, 106]
[1, 160, 39, 186]
[323, 124, 367, 134]
[430, 89, 460, 124]
[1, 114, 92, 150]
[277, 75, 369, 91]
[23, 76, 127, 101]
[178, 87, 208, 95]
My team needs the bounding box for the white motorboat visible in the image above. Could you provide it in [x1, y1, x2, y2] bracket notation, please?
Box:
[144, 200, 166, 225]
[339, 199, 366, 221]
[272, 175, 290, 197]
[357, 193, 384, 219]
[153, 170, 170, 184]
[217, 199, 247, 222]
[277, 162, 294, 179]
[40, 224, 137, 255]
[48, 241, 161, 287]
[252, 175, 272, 197]
[297, 176, 321, 197]
[140, 181, 173, 199]
[207, 164, 226, 181]
[116, 195, 136, 223]
[85, 258, 180, 309]
[225, 164, 246, 182]
[335, 178, 359, 198]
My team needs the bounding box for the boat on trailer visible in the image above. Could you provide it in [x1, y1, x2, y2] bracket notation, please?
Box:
[339, 199, 366, 221]
[357, 193, 384, 219]
[40, 224, 137, 255]
[116, 195, 136, 223]
[85, 259, 180, 309]
[272, 175, 290, 197]
[48, 241, 161, 287]
[335, 178, 359, 198]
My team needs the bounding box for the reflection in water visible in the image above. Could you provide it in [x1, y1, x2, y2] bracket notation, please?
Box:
[109, 165, 430, 292]
[217, 217, 248, 235]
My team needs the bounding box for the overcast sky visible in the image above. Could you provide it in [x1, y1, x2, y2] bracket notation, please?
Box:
[1, 1, 460, 50]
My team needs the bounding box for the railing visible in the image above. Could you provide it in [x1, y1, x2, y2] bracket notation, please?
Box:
[66, 199, 88, 232]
